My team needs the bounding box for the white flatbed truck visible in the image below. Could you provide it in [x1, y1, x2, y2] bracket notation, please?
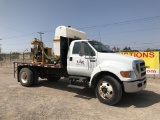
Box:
[14, 26, 147, 105]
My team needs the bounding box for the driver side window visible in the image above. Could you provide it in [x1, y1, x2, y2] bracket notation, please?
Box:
[72, 42, 95, 56]
[82, 42, 95, 56]
[72, 42, 80, 54]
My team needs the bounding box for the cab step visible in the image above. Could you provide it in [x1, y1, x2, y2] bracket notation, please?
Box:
[68, 76, 89, 87]
[67, 84, 85, 89]
[69, 76, 87, 80]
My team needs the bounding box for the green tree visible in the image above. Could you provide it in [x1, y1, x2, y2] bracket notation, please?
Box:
[123, 46, 131, 51]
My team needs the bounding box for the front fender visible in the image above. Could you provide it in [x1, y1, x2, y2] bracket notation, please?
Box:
[89, 61, 136, 87]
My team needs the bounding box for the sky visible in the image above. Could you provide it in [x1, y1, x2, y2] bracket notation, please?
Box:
[0, 0, 160, 53]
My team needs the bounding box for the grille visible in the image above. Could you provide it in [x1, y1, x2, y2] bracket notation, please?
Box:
[136, 61, 146, 77]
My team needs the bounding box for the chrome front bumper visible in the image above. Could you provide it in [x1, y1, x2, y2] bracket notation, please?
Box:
[123, 78, 147, 93]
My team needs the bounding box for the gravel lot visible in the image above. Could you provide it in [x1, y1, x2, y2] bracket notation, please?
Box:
[0, 67, 160, 120]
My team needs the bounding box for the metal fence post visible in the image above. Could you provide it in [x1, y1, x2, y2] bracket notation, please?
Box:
[23, 52, 24, 62]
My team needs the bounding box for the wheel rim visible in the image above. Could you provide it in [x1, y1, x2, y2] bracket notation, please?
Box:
[98, 81, 113, 100]
[21, 72, 28, 84]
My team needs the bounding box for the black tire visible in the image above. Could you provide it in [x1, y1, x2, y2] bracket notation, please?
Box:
[19, 68, 34, 87]
[47, 77, 60, 82]
[31, 68, 38, 86]
[96, 75, 122, 105]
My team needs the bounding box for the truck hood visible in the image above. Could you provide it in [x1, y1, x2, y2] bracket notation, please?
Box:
[97, 53, 141, 64]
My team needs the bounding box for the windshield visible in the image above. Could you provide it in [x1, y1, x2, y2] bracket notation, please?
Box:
[89, 41, 113, 53]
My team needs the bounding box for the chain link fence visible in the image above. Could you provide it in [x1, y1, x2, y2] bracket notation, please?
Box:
[0, 53, 32, 67]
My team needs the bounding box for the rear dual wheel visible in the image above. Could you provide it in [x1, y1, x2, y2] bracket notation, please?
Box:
[19, 68, 38, 87]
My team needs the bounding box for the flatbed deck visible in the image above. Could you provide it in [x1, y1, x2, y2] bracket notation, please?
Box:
[13, 62, 63, 79]
[14, 62, 61, 68]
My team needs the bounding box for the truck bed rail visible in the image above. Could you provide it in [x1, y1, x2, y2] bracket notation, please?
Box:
[13, 62, 61, 78]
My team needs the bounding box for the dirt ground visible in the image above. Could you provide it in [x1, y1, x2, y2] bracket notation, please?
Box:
[0, 67, 160, 120]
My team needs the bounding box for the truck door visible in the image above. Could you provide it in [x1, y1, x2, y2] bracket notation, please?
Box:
[67, 41, 97, 77]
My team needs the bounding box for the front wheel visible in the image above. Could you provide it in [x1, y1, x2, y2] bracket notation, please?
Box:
[96, 75, 122, 105]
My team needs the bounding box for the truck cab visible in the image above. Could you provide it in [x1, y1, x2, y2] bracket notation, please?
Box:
[67, 40, 146, 89]
[67, 40, 146, 105]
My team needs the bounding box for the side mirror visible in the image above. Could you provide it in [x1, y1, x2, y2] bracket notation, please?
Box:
[90, 50, 95, 56]
[79, 52, 83, 56]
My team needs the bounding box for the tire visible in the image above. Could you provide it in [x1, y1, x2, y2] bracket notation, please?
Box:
[31, 68, 38, 86]
[19, 68, 34, 87]
[47, 77, 60, 82]
[96, 75, 122, 105]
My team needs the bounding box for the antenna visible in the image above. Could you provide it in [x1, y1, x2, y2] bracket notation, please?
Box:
[99, 32, 101, 42]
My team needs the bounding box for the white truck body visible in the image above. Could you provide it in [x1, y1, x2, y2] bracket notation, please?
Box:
[67, 40, 146, 93]
[15, 26, 147, 105]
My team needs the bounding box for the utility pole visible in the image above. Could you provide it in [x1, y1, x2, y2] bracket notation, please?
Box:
[38, 32, 44, 41]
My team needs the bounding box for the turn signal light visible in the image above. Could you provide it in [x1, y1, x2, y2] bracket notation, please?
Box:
[120, 71, 131, 78]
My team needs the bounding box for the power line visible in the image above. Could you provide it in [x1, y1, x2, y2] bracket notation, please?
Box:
[78, 15, 160, 30]
[0, 24, 26, 33]
[1, 16, 160, 39]
[1, 15, 160, 39]
[87, 26, 160, 40]
[105, 27, 160, 35]
[2, 32, 37, 39]
[2, 41, 51, 46]
[110, 41, 160, 46]
[3, 26, 159, 41]
[1, 30, 53, 40]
